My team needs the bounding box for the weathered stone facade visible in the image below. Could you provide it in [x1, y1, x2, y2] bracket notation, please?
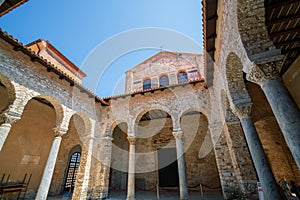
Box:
[0, 0, 300, 199]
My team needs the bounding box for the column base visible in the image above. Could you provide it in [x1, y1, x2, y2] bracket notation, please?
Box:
[125, 198, 136, 200]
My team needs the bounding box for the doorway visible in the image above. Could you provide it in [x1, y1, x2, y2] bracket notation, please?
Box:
[158, 148, 179, 187]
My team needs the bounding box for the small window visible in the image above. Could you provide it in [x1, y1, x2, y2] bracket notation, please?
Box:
[143, 79, 151, 90]
[177, 71, 188, 83]
[159, 75, 169, 87]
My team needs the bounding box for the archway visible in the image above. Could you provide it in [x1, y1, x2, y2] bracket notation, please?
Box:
[109, 122, 129, 192]
[49, 113, 89, 198]
[245, 78, 300, 184]
[180, 110, 221, 192]
[134, 109, 176, 191]
[0, 97, 57, 199]
[0, 73, 15, 114]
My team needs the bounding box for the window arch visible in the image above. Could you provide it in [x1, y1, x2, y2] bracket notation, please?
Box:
[159, 75, 169, 87]
[143, 78, 152, 90]
[64, 151, 81, 192]
[177, 71, 188, 83]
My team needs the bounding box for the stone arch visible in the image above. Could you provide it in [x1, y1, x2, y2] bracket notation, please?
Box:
[179, 109, 221, 191]
[236, 0, 279, 60]
[133, 105, 174, 128]
[68, 112, 93, 138]
[33, 95, 64, 132]
[178, 107, 210, 124]
[225, 52, 250, 105]
[0, 73, 15, 114]
[110, 120, 128, 136]
[220, 90, 239, 123]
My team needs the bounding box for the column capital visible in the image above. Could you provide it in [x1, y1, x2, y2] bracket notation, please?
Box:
[172, 129, 183, 140]
[233, 102, 252, 120]
[0, 112, 21, 125]
[52, 127, 68, 136]
[101, 135, 113, 141]
[127, 135, 136, 145]
[246, 62, 281, 86]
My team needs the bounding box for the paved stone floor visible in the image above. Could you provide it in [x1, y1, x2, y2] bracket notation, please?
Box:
[48, 190, 224, 200]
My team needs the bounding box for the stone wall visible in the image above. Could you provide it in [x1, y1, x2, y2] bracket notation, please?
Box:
[125, 52, 203, 92]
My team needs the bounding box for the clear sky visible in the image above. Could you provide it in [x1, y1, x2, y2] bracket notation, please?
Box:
[0, 0, 203, 97]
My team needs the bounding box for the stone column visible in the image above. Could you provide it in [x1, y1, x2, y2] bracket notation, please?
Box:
[248, 65, 300, 169]
[0, 112, 21, 151]
[35, 131, 64, 200]
[126, 135, 136, 200]
[172, 129, 188, 200]
[235, 104, 284, 200]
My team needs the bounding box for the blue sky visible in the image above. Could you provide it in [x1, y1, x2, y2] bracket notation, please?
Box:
[0, 0, 203, 97]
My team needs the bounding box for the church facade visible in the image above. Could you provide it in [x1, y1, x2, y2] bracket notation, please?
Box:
[0, 0, 300, 200]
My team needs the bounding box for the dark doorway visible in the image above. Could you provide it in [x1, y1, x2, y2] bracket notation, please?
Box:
[158, 148, 179, 187]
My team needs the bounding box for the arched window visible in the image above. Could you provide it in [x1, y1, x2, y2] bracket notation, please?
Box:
[64, 152, 81, 192]
[177, 71, 188, 83]
[143, 79, 151, 90]
[159, 75, 169, 87]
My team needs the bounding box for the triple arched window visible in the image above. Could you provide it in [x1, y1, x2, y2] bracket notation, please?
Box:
[177, 71, 188, 83]
[159, 75, 169, 87]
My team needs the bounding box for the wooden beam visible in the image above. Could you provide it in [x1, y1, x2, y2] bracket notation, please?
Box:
[270, 27, 300, 37]
[282, 46, 300, 54]
[266, 13, 300, 26]
[206, 33, 217, 40]
[275, 38, 300, 46]
[207, 14, 218, 21]
[266, 0, 300, 10]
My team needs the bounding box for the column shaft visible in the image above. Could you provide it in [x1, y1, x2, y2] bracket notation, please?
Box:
[126, 136, 136, 200]
[173, 131, 188, 200]
[240, 118, 284, 200]
[35, 135, 62, 200]
[262, 79, 300, 169]
[0, 123, 11, 151]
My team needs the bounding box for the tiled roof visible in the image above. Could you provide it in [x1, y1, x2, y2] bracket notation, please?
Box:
[0, 29, 109, 106]
[0, 0, 28, 17]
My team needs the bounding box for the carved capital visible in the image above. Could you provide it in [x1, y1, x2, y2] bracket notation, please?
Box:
[172, 129, 183, 140]
[101, 135, 113, 146]
[246, 65, 268, 85]
[0, 112, 21, 125]
[247, 61, 281, 86]
[101, 135, 113, 141]
[53, 126, 68, 136]
[127, 135, 136, 145]
[233, 103, 252, 119]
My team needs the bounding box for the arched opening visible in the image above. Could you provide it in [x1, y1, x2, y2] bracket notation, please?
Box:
[180, 111, 221, 192]
[0, 82, 8, 113]
[63, 147, 82, 193]
[134, 109, 177, 191]
[49, 114, 87, 198]
[143, 79, 151, 90]
[109, 122, 129, 192]
[245, 76, 300, 184]
[225, 52, 248, 102]
[0, 73, 15, 115]
[0, 97, 56, 199]
[177, 71, 188, 83]
[159, 75, 169, 87]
